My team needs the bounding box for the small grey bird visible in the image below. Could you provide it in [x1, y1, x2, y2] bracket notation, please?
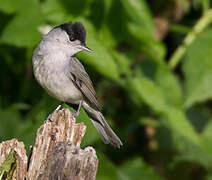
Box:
[32, 22, 122, 148]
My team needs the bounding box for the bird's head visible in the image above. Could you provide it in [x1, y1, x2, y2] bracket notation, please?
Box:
[43, 22, 92, 55]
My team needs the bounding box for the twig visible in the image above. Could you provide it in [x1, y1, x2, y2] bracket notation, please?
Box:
[168, 10, 212, 69]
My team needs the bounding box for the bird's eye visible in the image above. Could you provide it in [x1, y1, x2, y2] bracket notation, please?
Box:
[70, 37, 75, 41]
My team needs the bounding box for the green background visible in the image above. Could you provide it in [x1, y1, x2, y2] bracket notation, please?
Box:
[1, 0, 212, 179]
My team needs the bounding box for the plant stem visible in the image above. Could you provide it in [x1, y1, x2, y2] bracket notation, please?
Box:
[168, 10, 212, 70]
[202, 0, 210, 14]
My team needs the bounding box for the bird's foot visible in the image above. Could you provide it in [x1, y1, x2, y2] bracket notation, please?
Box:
[72, 100, 83, 119]
[45, 104, 62, 122]
[72, 112, 79, 119]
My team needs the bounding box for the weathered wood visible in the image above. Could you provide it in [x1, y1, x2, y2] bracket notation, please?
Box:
[38, 142, 98, 180]
[0, 108, 98, 180]
[27, 108, 98, 180]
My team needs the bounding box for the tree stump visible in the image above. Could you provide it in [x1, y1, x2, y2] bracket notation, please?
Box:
[0, 108, 98, 180]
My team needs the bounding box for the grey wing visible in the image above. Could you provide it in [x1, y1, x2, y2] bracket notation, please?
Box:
[69, 57, 100, 111]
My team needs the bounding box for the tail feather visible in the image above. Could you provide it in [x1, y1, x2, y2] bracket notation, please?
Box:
[83, 103, 122, 148]
[90, 119, 109, 144]
[90, 116, 123, 148]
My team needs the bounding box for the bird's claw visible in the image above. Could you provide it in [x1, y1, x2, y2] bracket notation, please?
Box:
[45, 104, 62, 123]
[72, 112, 78, 119]
[72, 100, 82, 119]
[45, 112, 55, 122]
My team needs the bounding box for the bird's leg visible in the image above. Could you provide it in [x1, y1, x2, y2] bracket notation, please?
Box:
[46, 103, 63, 122]
[72, 100, 83, 118]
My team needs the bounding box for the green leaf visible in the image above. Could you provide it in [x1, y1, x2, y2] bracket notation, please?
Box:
[0, 108, 22, 140]
[171, 140, 212, 169]
[206, 174, 212, 180]
[120, 158, 163, 180]
[200, 119, 212, 161]
[156, 65, 183, 108]
[98, 25, 117, 49]
[126, 74, 199, 147]
[139, 117, 159, 128]
[127, 77, 167, 113]
[0, 0, 17, 14]
[159, 114, 211, 168]
[121, 0, 153, 34]
[112, 51, 132, 77]
[0, 0, 44, 47]
[96, 152, 119, 180]
[202, 119, 212, 138]
[127, 22, 166, 62]
[183, 27, 212, 107]
[164, 107, 200, 146]
[41, 0, 72, 23]
[0, 149, 16, 179]
[169, 116, 212, 169]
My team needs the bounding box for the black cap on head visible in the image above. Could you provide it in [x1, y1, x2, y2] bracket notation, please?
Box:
[59, 22, 86, 44]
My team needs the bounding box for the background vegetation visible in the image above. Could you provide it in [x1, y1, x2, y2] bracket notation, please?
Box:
[1, 0, 212, 179]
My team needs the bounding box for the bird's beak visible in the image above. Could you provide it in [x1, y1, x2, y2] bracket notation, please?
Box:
[80, 44, 93, 52]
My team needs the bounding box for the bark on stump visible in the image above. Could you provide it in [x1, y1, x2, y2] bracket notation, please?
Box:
[0, 108, 98, 180]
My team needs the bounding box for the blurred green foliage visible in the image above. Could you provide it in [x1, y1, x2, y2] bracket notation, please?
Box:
[1, 0, 212, 179]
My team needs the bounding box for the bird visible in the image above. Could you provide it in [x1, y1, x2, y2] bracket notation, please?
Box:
[32, 22, 122, 148]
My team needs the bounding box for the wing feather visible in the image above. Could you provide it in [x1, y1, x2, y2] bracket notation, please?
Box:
[69, 57, 100, 110]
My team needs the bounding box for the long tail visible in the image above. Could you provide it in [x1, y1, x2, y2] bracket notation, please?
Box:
[83, 103, 122, 148]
